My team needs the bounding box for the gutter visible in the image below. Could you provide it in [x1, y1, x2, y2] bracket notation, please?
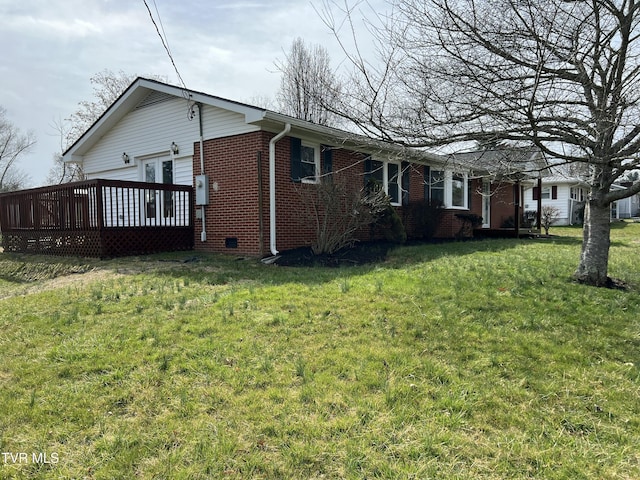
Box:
[197, 103, 206, 242]
[267, 123, 291, 256]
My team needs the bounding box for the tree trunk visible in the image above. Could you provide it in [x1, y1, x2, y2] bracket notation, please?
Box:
[574, 197, 611, 286]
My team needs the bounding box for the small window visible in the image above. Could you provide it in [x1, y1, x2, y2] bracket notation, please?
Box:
[300, 145, 317, 181]
[541, 187, 551, 200]
[290, 138, 320, 183]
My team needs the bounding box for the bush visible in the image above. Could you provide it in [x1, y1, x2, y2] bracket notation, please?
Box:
[404, 200, 445, 239]
[455, 213, 483, 238]
[375, 202, 407, 244]
[297, 176, 389, 255]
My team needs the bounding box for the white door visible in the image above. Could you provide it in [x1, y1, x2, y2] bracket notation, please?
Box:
[142, 157, 174, 225]
[482, 180, 491, 228]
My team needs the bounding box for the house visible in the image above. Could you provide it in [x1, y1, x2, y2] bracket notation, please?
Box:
[612, 182, 640, 219]
[1, 78, 529, 257]
[449, 147, 549, 230]
[521, 175, 589, 226]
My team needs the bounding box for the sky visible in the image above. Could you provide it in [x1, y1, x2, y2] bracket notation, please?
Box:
[0, 0, 386, 186]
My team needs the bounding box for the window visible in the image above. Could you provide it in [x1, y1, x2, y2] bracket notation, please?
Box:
[290, 138, 320, 183]
[300, 144, 318, 182]
[364, 159, 402, 206]
[541, 186, 551, 200]
[533, 185, 557, 200]
[427, 170, 468, 209]
[451, 173, 465, 207]
[570, 187, 584, 202]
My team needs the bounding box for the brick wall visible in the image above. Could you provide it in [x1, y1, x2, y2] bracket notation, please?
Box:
[192, 130, 513, 256]
[193, 131, 266, 256]
[488, 181, 520, 228]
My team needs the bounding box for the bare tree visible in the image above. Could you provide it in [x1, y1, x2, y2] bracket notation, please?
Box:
[45, 118, 85, 185]
[48, 70, 166, 184]
[65, 69, 138, 146]
[0, 107, 34, 192]
[323, 0, 640, 287]
[275, 37, 342, 126]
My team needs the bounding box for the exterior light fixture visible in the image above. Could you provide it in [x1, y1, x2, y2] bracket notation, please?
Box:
[171, 142, 179, 155]
[122, 152, 130, 164]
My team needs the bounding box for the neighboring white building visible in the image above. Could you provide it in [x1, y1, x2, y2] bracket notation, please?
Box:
[612, 183, 640, 219]
[522, 176, 588, 226]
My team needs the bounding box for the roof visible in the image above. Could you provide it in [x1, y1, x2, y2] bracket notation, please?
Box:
[448, 147, 550, 179]
[63, 77, 444, 166]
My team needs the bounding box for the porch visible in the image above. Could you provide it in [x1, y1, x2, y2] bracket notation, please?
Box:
[0, 179, 194, 257]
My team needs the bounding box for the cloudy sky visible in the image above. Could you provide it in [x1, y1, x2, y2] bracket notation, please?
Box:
[0, 0, 386, 186]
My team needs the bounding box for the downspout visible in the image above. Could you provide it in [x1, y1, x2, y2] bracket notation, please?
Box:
[268, 123, 291, 256]
[197, 103, 206, 242]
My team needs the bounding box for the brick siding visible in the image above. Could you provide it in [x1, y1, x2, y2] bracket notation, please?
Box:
[192, 131, 517, 256]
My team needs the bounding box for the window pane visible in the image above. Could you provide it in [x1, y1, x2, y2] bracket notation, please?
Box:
[145, 163, 156, 183]
[162, 160, 173, 184]
[430, 170, 445, 204]
[452, 173, 465, 207]
[388, 163, 400, 204]
[301, 145, 317, 180]
[370, 160, 384, 183]
[301, 145, 315, 164]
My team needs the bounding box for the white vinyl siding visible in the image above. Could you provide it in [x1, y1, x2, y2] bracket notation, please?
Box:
[81, 97, 259, 185]
[523, 183, 577, 225]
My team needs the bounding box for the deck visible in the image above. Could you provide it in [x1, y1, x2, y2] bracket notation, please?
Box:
[0, 179, 194, 257]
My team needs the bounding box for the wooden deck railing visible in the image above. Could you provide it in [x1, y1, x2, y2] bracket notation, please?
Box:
[0, 179, 194, 257]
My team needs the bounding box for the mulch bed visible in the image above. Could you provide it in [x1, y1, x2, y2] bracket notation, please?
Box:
[273, 241, 395, 267]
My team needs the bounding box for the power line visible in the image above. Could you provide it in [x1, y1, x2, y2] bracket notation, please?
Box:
[142, 0, 188, 91]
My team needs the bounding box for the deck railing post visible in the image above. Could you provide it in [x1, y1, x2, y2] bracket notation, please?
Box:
[96, 179, 105, 232]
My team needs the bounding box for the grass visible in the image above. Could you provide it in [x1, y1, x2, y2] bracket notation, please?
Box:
[0, 223, 639, 479]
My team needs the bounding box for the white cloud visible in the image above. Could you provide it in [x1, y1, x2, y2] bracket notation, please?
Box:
[0, 0, 389, 186]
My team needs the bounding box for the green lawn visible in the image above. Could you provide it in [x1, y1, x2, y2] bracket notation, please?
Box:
[1, 224, 639, 479]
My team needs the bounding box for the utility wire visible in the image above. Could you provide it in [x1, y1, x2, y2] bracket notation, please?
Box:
[142, 0, 188, 92]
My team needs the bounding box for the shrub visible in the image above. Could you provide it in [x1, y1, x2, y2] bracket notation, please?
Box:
[541, 205, 561, 235]
[297, 176, 389, 255]
[375, 201, 407, 244]
[404, 200, 445, 240]
[454, 213, 483, 238]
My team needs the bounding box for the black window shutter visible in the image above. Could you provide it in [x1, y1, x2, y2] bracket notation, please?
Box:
[468, 178, 472, 210]
[322, 146, 333, 175]
[424, 166, 431, 201]
[402, 161, 410, 206]
[552, 185, 558, 200]
[290, 137, 302, 183]
[533, 186, 540, 200]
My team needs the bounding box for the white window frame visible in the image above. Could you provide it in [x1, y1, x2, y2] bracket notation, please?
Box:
[301, 141, 320, 184]
[428, 170, 469, 209]
[368, 159, 403, 206]
[541, 186, 551, 200]
[385, 160, 402, 206]
[449, 171, 467, 209]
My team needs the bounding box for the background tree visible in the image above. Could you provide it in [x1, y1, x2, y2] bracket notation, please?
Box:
[275, 37, 342, 126]
[48, 70, 166, 184]
[0, 106, 34, 192]
[45, 118, 85, 185]
[323, 0, 640, 286]
[65, 69, 139, 146]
